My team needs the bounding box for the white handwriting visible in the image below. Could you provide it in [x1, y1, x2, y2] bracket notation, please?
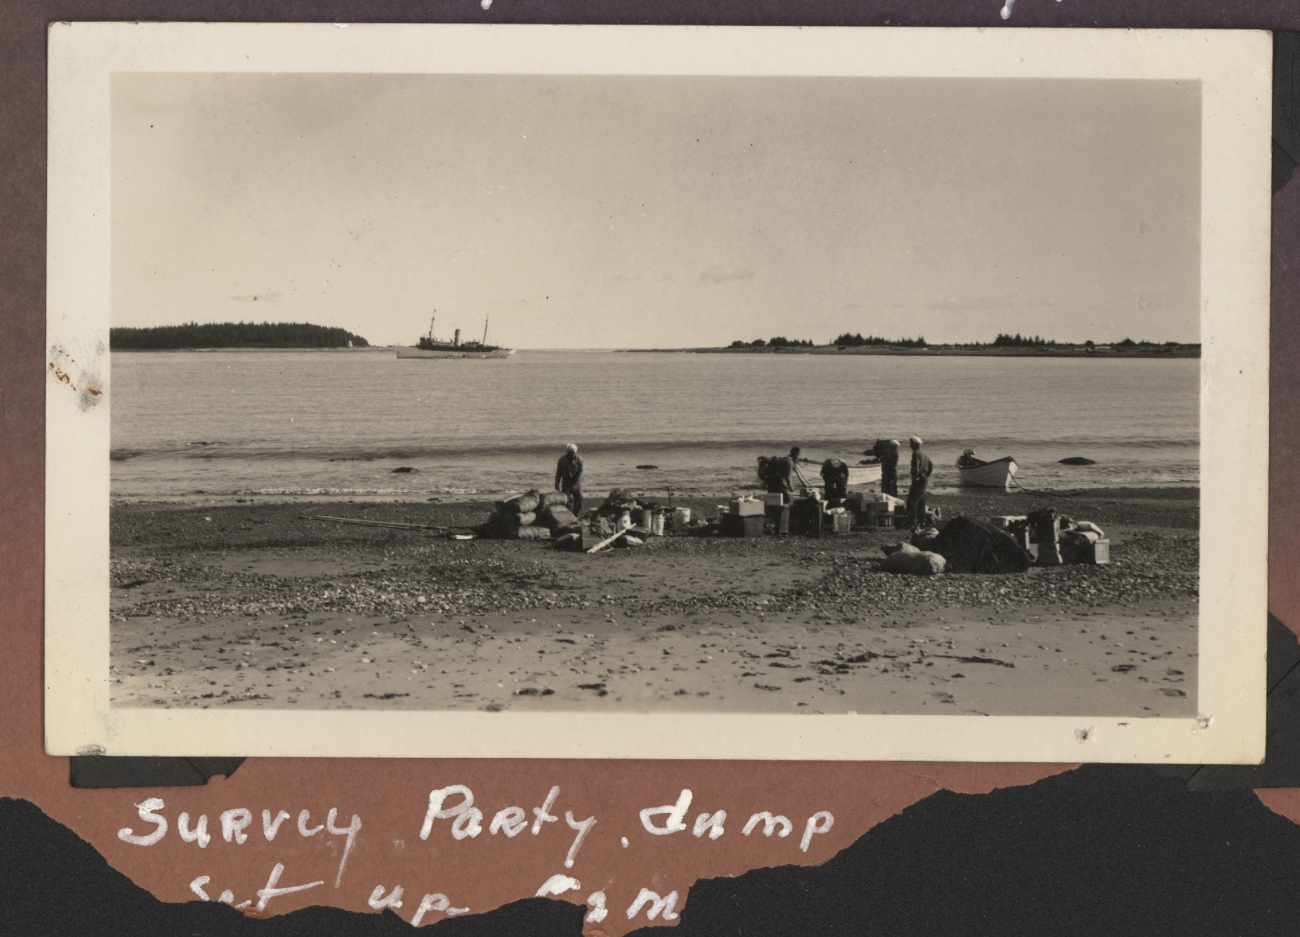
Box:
[262, 809, 291, 841]
[626, 887, 680, 921]
[639, 789, 692, 835]
[800, 811, 834, 852]
[743, 811, 793, 838]
[178, 812, 211, 848]
[220, 808, 253, 844]
[410, 892, 469, 926]
[535, 874, 581, 897]
[117, 798, 168, 846]
[256, 862, 324, 912]
[693, 810, 726, 840]
[368, 884, 404, 909]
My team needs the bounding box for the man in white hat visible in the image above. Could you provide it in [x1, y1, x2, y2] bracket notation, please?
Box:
[555, 443, 585, 514]
[905, 436, 934, 528]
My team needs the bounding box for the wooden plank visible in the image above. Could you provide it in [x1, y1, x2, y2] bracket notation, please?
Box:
[306, 515, 453, 532]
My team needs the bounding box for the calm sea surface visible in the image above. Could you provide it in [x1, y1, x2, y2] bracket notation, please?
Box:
[110, 350, 1199, 501]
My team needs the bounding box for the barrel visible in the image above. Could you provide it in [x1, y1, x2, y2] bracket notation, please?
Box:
[651, 510, 666, 536]
[671, 507, 691, 532]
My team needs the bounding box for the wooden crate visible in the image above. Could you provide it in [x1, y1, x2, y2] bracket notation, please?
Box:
[766, 504, 791, 535]
[721, 513, 765, 538]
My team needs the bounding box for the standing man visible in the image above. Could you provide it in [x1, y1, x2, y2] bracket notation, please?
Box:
[872, 439, 901, 497]
[905, 436, 934, 528]
[781, 446, 802, 494]
[555, 443, 584, 514]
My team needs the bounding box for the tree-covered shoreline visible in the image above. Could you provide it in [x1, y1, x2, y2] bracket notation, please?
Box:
[110, 322, 369, 350]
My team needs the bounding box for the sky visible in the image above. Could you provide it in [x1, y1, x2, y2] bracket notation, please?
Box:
[112, 73, 1201, 348]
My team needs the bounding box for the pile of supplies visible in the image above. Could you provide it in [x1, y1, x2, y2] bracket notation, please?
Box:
[877, 510, 1108, 575]
[483, 489, 581, 540]
[576, 489, 668, 552]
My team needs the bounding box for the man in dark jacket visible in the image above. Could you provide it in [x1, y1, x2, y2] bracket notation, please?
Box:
[555, 443, 584, 513]
[821, 458, 850, 501]
[870, 438, 901, 497]
[905, 436, 934, 528]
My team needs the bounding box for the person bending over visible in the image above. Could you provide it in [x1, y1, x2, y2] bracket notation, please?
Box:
[555, 443, 585, 514]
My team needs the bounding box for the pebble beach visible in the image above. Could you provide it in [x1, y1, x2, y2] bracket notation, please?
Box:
[108, 486, 1198, 717]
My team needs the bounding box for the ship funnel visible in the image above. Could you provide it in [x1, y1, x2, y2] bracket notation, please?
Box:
[454, 328, 460, 347]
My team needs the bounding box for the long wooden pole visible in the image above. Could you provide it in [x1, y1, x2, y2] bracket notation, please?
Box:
[586, 525, 651, 553]
[307, 515, 455, 532]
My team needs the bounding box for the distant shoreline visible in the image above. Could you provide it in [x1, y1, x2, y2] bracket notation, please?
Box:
[619, 343, 1201, 358]
[110, 344, 1202, 358]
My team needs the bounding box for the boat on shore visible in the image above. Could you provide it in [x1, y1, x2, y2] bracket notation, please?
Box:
[396, 313, 514, 359]
[757, 456, 883, 491]
[957, 454, 1018, 490]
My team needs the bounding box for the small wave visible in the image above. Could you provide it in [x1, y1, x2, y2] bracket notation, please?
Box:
[113, 433, 1200, 463]
[234, 486, 488, 497]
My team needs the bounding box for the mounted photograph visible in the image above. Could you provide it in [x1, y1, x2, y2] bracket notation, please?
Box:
[46, 24, 1271, 761]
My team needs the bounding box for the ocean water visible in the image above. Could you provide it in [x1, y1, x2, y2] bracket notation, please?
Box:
[110, 349, 1199, 501]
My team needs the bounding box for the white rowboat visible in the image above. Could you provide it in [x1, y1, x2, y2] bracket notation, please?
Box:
[958, 455, 1018, 490]
[791, 459, 882, 491]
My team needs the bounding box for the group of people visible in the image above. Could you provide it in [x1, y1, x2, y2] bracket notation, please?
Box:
[764, 437, 934, 528]
[556, 436, 936, 529]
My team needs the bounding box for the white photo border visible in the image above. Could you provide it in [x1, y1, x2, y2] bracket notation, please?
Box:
[46, 23, 1271, 761]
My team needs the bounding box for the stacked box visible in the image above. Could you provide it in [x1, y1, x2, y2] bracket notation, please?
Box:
[730, 498, 766, 517]
[1063, 537, 1110, 565]
[721, 513, 765, 538]
[790, 498, 823, 536]
[866, 502, 895, 529]
[762, 492, 786, 507]
[830, 513, 853, 534]
[990, 515, 1027, 530]
[766, 504, 791, 535]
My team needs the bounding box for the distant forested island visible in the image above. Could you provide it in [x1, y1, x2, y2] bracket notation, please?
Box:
[628, 332, 1199, 358]
[111, 322, 370, 350]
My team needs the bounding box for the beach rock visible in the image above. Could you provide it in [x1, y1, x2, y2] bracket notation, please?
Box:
[391, 466, 419, 473]
[929, 516, 1033, 574]
[881, 551, 946, 575]
[1059, 456, 1097, 465]
[636, 464, 659, 470]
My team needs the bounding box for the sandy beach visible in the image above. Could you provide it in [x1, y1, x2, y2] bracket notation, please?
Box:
[109, 488, 1197, 717]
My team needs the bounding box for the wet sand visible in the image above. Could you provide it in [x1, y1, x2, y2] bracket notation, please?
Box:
[110, 488, 1198, 717]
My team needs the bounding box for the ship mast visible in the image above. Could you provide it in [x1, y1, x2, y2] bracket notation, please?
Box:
[482, 315, 490, 346]
[427, 311, 436, 343]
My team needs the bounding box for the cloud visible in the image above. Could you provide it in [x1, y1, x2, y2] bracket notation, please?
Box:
[699, 265, 755, 283]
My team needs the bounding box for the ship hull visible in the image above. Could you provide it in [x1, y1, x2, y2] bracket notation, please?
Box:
[958, 456, 1018, 490]
[396, 347, 515, 359]
[787, 459, 883, 490]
